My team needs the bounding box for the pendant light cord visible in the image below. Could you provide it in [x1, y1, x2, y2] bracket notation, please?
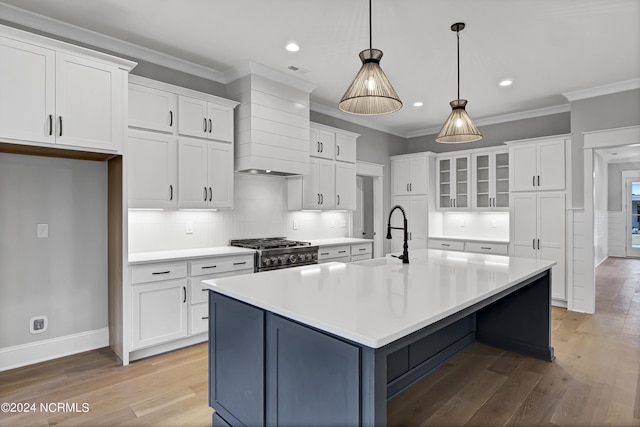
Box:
[456, 26, 460, 100]
[369, 0, 372, 50]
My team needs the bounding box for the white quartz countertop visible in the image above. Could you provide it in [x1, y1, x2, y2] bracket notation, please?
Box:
[129, 246, 256, 264]
[202, 249, 555, 348]
[429, 236, 510, 244]
[307, 238, 374, 247]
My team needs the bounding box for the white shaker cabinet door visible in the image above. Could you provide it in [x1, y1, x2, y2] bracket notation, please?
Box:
[208, 141, 234, 208]
[392, 158, 412, 196]
[55, 52, 122, 151]
[207, 102, 233, 143]
[510, 144, 538, 192]
[127, 130, 177, 209]
[537, 139, 565, 191]
[408, 196, 428, 250]
[317, 158, 336, 209]
[178, 138, 209, 208]
[335, 133, 356, 163]
[131, 279, 188, 350]
[0, 36, 55, 144]
[511, 193, 538, 259]
[129, 83, 176, 133]
[178, 96, 209, 139]
[408, 156, 428, 195]
[537, 192, 566, 299]
[335, 161, 356, 210]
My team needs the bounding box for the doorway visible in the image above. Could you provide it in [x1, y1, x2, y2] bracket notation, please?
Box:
[624, 173, 640, 257]
[354, 176, 374, 240]
[355, 161, 384, 258]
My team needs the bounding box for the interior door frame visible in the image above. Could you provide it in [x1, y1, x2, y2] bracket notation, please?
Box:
[356, 161, 384, 258]
[622, 171, 640, 257]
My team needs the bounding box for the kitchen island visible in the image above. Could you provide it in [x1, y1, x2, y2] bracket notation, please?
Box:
[202, 249, 556, 427]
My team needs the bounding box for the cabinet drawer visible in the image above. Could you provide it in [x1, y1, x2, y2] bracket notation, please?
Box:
[351, 253, 372, 262]
[428, 240, 464, 251]
[190, 255, 254, 276]
[465, 242, 508, 255]
[189, 302, 209, 336]
[319, 256, 351, 264]
[190, 269, 254, 304]
[131, 262, 188, 284]
[318, 245, 351, 260]
[351, 243, 372, 256]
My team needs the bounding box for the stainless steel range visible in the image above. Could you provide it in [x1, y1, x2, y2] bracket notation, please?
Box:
[230, 237, 319, 272]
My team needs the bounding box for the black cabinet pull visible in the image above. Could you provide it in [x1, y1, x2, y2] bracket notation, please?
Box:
[233, 261, 247, 266]
[338, 250, 347, 254]
[407, 183, 410, 192]
[203, 118, 207, 132]
[48, 114, 53, 136]
[320, 193, 324, 204]
[358, 248, 366, 251]
[208, 118, 212, 133]
[320, 142, 323, 152]
[409, 183, 412, 192]
[337, 194, 340, 205]
[209, 187, 212, 202]
[532, 239, 536, 249]
[317, 141, 320, 153]
[58, 116, 62, 136]
[481, 247, 491, 250]
[169, 184, 173, 201]
[169, 111, 173, 126]
[203, 187, 207, 201]
[317, 193, 320, 204]
[202, 265, 217, 269]
[152, 270, 171, 275]
[537, 175, 540, 187]
[533, 176, 536, 187]
[337, 145, 340, 156]
[537, 239, 540, 250]
[441, 243, 451, 247]
[201, 288, 208, 292]
[182, 286, 186, 303]
[201, 316, 209, 320]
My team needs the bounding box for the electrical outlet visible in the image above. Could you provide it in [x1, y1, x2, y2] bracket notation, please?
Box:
[37, 223, 48, 238]
[292, 220, 298, 230]
[185, 221, 194, 234]
[491, 219, 497, 228]
[30, 316, 48, 334]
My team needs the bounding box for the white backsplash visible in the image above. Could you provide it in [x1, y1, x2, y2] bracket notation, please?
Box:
[434, 211, 509, 240]
[128, 173, 349, 253]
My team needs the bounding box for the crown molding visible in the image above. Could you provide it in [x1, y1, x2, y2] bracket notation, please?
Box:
[225, 61, 317, 93]
[0, 2, 226, 82]
[406, 104, 571, 139]
[310, 102, 407, 138]
[562, 78, 640, 102]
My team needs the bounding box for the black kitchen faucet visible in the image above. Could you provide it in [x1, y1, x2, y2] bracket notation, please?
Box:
[386, 205, 409, 264]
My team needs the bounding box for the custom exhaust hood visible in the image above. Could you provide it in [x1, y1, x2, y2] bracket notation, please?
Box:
[227, 62, 316, 176]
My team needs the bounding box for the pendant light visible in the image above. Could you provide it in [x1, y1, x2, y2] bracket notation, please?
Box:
[338, 0, 402, 115]
[435, 22, 482, 143]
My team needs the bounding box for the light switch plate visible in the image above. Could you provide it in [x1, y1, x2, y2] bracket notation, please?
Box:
[186, 221, 194, 234]
[37, 223, 48, 238]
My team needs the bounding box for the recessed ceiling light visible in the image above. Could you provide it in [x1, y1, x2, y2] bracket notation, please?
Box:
[499, 79, 513, 87]
[286, 42, 300, 52]
[413, 101, 424, 107]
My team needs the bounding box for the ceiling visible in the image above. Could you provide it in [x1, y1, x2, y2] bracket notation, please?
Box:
[1, 0, 638, 138]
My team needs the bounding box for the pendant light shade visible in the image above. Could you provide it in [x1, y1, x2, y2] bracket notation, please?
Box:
[339, 0, 402, 115]
[436, 23, 482, 143]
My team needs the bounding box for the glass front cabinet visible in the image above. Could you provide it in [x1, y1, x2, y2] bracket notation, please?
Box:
[437, 154, 470, 210]
[472, 149, 509, 211]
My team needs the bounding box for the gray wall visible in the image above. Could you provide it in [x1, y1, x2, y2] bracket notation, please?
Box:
[406, 113, 570, 154]
[569, 89, 640, 208]
[0, 154, 107, 348]
[310, 111, 407, 254]
[608, 162, 640, 211]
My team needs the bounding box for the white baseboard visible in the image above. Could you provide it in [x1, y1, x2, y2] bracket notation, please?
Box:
[0, 328, 109, 372]
[129, 333, 207, 363]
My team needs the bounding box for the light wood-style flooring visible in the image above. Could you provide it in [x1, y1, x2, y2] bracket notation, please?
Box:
[1, 257, 638, 426]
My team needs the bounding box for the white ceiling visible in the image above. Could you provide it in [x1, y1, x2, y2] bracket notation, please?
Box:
[2, 0, 638, 137]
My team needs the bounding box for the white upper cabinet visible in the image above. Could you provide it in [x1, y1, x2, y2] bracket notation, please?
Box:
[437, 154, 470, 210]
[129, 83, 176, 133]
[472, 148, 509, 211]
[509, 137, 566, 192]
[391, 154, 429, 196]
[178, 137, 233, 209]
[309, 127, 335, 159]
[0, 25, 134, 153]
[178, 95, 234, 142]
[335, 133, 357, 163]
[128, 130, 177, 209]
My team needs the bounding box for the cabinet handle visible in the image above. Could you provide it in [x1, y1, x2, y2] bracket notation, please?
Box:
[450, 198, 453, 207]
[201, 316, 209, 320]
[204, 187, 208, 201]
[359, 248, 366, 251]
[317, 141, 320, 153]
[537, 239, 540, 250]
[48, 114, 53, 136]
[203, 118, 207, 132]
[233, 261, 247, 266]
[532, 239, 536, 249]
[337, 194, 340, 205]
[409, 232, 412, 240]
[481, 246, 491, 250]
[537, 175, 540, 187]
[320, 193, 324, 204]
[201, 288, 208, 292]
[409, 183, 412, 192]
[182, 286, 186, 303]
[152, 270, 171, 275]
[202, 265, 217, 269]
[320, 252, 330, 256]
[317, 193, 321, 204]
[533, 176, 536, 187]
[337, 145, 340, 156]
[441, 243, 451, 247]
[169, 111, 173, 127]
[58, 116, 63, 136]
[209, 119, 212, 133]
[169, 184, 173, 201]
[209, 187, 213, 202]
[320, 142, 323, 152]
[338, 250, 347, 254]
[453, 198, 456, 207]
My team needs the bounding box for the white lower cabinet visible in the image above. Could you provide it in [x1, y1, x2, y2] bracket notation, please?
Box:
[318, 245, 351, 263]
[131, 278, 188, 350]
[129, 253, 254, 355]
[511, 192, 566, 300]
[390, 196, 428, 253]
[428, 239, 508, 255]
